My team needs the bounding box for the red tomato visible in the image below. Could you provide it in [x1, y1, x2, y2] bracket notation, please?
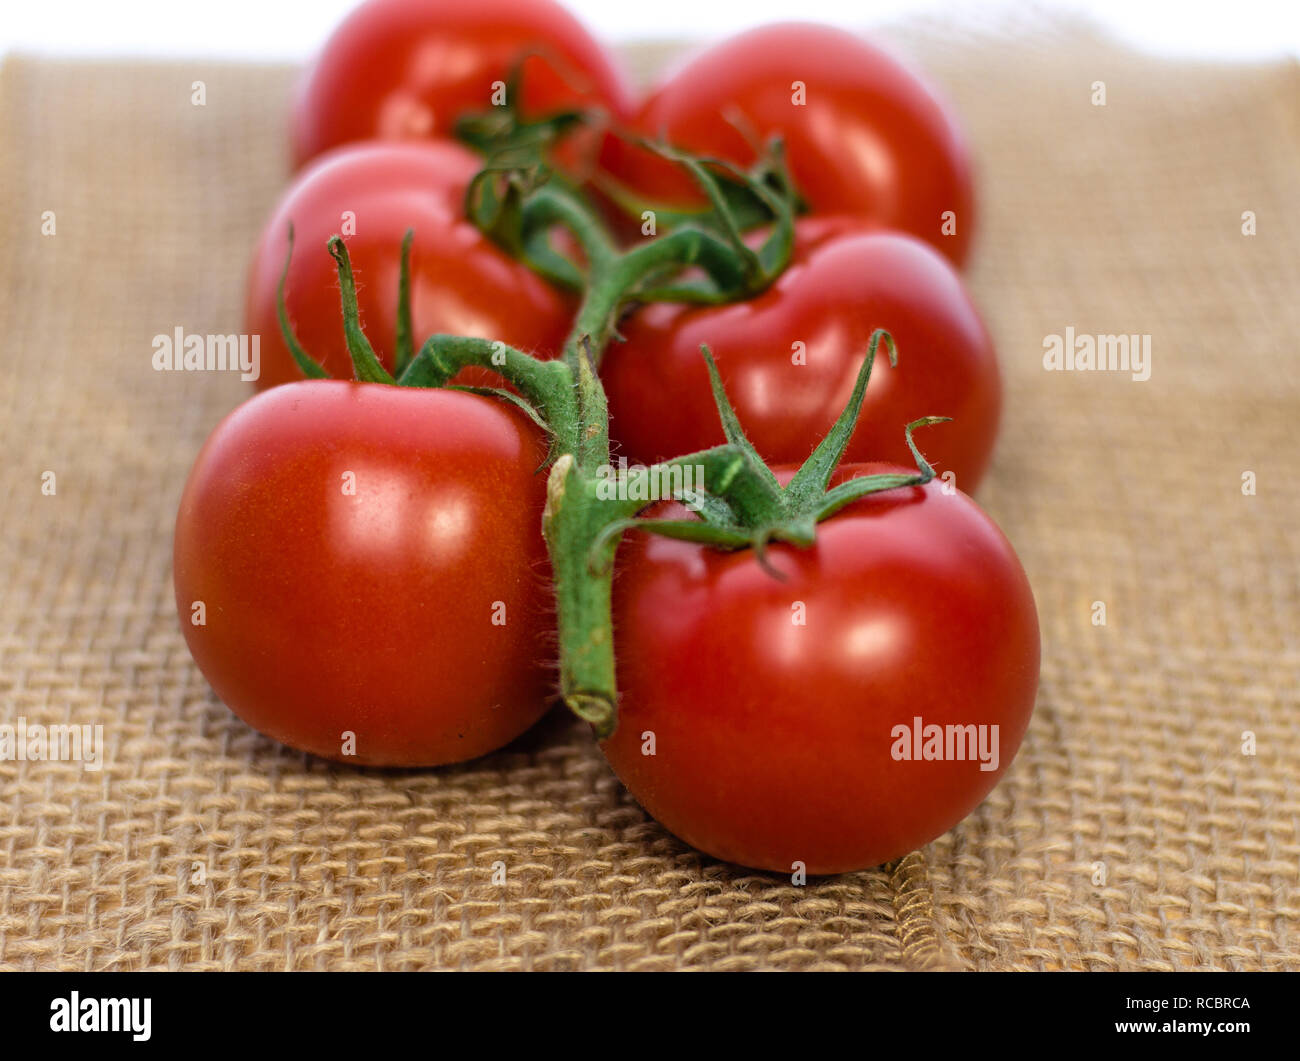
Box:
[291, 0, 633, 169]
[600, 23, 975, 266]
[173, 381, 553, 766]
[245, 141, 574, 391]
[603, 465, 1039, 874]
[603, 224, 1001, 492]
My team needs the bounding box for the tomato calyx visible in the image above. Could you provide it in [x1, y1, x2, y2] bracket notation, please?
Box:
[588, 330, 951, 578]
[455, 61, 802, 292]
[464, 132, 799, 337]
[453, 51, 611, 161]
[594, 128, 807, 241]
[275, 225, 571, 442]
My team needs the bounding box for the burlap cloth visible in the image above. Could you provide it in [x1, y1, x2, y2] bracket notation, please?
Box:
[2, 14, 1297, 971]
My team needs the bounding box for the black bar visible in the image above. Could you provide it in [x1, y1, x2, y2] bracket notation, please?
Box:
[0, 970, 1288, 1048]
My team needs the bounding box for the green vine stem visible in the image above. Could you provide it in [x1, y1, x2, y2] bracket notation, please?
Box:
[276, 132, 945, 738]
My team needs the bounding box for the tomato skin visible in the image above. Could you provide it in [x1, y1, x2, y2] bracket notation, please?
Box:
[600, 22, 975, 266]
[245, 141, 573, 391]
[603, 225, 1001, 491]
[173, 381, 553, 766]
[602, 466, 1039, 874]
[291, 0, 633, 168]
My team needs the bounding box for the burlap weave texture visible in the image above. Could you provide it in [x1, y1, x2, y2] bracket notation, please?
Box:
[1, 18, 1297, 970]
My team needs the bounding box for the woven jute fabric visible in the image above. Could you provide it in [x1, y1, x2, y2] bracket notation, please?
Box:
[2, 17, 1297, 971]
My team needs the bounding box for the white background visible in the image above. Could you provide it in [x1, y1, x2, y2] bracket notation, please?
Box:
[0, 0, 1297, 61]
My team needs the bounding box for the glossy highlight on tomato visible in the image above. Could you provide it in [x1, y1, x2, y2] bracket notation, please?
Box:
[603, 223, 1001, 491]
[602, 465, 1039, 874]
[245, 141, 574, 390]
[600, 22, 976, 265]
[291, 0, 633, 169]
[173, 381, 554, 766]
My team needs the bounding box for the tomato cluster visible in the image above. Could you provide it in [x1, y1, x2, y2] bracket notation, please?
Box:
[174, 0, 1039, 875]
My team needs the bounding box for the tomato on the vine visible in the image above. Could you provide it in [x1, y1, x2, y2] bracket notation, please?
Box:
[602, 222, 1001, 491]
[173, 381, 554, 766]
[599, 22, 976, 265]
[291, 0, 633, 169]
[245, 141, 574, 390]
[603, 464, 1039, 874]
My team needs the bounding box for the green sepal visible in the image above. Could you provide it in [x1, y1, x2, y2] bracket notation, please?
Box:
[699, 346, 782, 496]
[456, 107, 589, 160]
[784, 328, 895, 508]
[618, 137, 797, 301]
[445, 385, 552, 438]
[275, 223, 330, 380]
[327, 237, 395, 385]
[813, 472, 929, 522]
[464, 163, 536, 266]
[393, 229, 415, 377]
[593, 136, 803, 247]
[587, 517, 757, 575]
[902, 416, 952, 481]
[453, 48, 596, 161]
